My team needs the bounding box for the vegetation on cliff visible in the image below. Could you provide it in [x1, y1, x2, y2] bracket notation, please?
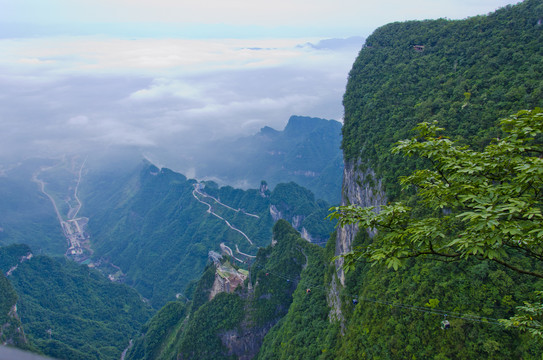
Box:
[126, 220, 334, 360]
[0, 244, 153, 360]
[342, 0, 543, 199]
[331, 0, 543, 357]
[81, 164, 335, 308]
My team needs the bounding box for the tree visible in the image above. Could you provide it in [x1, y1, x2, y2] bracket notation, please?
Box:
[330, 108, 543, 336]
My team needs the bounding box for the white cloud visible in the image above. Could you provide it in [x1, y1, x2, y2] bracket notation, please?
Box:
[129, 79, 204, 101]
[0, 35, 358, 168]
[68, 115, 89, 125]
[1, 0, 518, 39]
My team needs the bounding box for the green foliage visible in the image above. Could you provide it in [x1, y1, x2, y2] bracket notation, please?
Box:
[126, 220, 334, 360]
[256, 225, 340, 360]
[177, 292, 244, 359]
[0, 159, 66, 255]
[331, 109, 543, 279]
[342, 0, 543, 199]
[196, 115, 343, 203]
[127, 301, 187, 360]
[82, 162, 332, 308]
[501, 291, 543, 338]
[0, 243, 32, 273]
[336, 255, 543, 359]
[0, 272, 25, 346]
[0, 251, 152, 360]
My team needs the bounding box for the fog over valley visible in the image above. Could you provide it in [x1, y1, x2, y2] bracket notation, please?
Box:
[0, 0, 519, 180]
[0, 36, 361, 178]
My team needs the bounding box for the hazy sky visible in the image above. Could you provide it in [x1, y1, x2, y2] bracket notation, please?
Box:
[0, 0, 520, 172]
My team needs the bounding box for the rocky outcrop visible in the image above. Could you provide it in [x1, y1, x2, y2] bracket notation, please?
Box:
[335, 160, 386, 284]
[269, 205, 282, 222]
[209, 262, 248, 301]
[220, 324, 274, 360]
[328, 159, 387, 321]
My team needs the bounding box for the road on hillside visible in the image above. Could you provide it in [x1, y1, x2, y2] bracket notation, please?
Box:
[192, 185, 255, 246]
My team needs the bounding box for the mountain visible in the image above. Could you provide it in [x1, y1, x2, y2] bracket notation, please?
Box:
[331, 0, 543, 358]
[125, 219, 338, 360]
[0, 159, 67, 255]
[0, 271, 29, 349]
[130, 1, 543, 359]
[0, 244, 153, 360]
[79, 162, 336, 308]
[341, 0, 543, 198]
[195, 115, 343, 204]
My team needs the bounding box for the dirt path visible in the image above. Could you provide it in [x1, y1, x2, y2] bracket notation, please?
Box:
[195, 190, 260, 218]
[192, 187, 254, 246]
[70, 157, 86, 220]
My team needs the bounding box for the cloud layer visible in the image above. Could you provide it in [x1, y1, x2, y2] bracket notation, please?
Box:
[0, 36, 360, 172]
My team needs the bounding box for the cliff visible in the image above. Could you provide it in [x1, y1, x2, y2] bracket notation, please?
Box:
[126, 220, 333, 360]
[0, 273, 28, 348]
[327, 1, 543, 358]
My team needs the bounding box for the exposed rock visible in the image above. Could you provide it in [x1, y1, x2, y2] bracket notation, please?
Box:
[1, 303, 28, 347]
[209, 262, 248, 301]
[220, 324, 274, 360]
[5, 252, 33, 277]
[269, 205, 282, 222]
[334, 160, 386, 285]
[259, 182, 269, 197]
[299, 227, 312, 242]
[291, 215, 304, 229]
[328, 159, 386, 323]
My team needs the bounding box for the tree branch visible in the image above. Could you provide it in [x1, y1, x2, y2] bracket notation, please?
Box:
[491, 257, 543, 279]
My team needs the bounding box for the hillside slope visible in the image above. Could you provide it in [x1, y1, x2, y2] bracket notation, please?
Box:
[80, 163, 335, 308]
[333, 0, 543, 358]
[126, 220, 337, 360]
[0, 244, 153, 360]
[196, 115, 343, 203]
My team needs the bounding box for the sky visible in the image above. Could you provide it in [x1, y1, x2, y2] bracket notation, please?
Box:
[0, 0, 521, 175]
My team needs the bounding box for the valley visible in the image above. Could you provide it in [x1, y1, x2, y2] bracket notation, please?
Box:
[2, 1, 543, 359]
[31, 160, 94, 262]
[192, 183, 256, 248]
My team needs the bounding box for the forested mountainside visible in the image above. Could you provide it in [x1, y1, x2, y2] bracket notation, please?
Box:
[0, 271, 29, 349]
[342, 0, 543, 198]
[130, 1, 543, 359]
[0, 159, 66, 255]
[333, 0, 543, 358]
[126, 220, 339, 360]
[0, 244, 153, 360]
[79, 162, 335, 308]
[195, 116, 343, 204]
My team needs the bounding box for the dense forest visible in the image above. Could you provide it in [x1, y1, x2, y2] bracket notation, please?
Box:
[3, 0, 543, 359]
[126, 220, 337, 360]
[80, 163, 335, 308]
[195, 115, 343, 204]
[342, 0, 543, 198]
[0, 244, 153, 360]
[334, 0, 543, 358]
[128, 1, 543, 359]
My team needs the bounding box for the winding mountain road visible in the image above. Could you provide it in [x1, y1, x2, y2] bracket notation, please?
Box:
[192, 186, 255, 246]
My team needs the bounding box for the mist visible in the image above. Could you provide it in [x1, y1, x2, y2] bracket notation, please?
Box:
[0, 36, 361, 177]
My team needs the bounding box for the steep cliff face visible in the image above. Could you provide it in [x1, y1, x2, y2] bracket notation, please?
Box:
[327, 160, 386, 323]
[220, 326, 273, 360]
[0, 274, 27, 348]
[334, 160, 386, 285]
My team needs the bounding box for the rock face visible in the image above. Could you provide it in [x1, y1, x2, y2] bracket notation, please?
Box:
[0, 274, 28, 348]
[335, 160, 387, 284]
[209, 262, 248, 301]
[328, 159, 387, 320]
[220, 325, 273, 360]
